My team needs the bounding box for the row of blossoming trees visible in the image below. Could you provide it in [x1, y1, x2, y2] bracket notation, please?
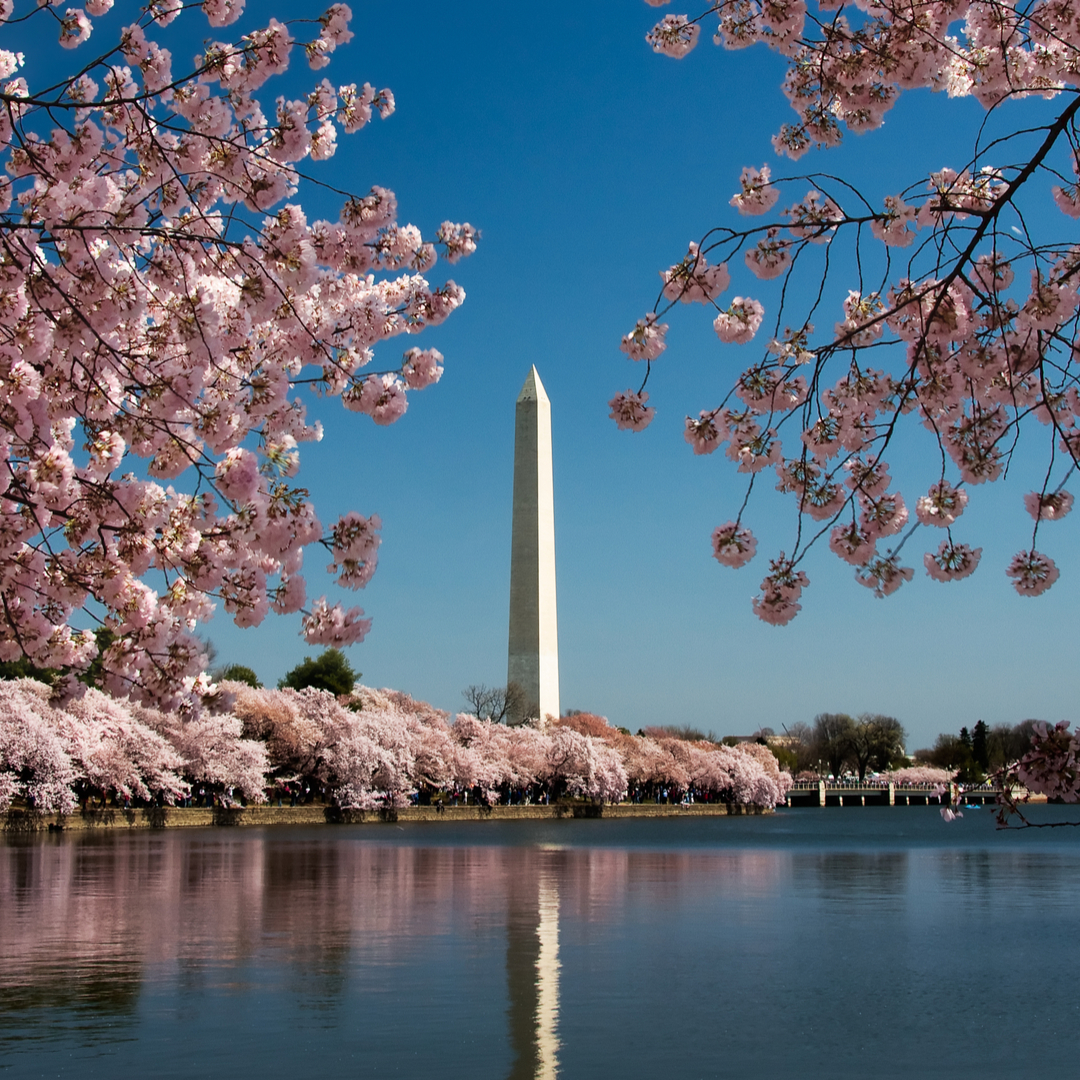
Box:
[0, 678, 791, 814]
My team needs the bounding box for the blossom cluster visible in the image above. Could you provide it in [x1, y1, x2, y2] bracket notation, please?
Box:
[612, 0, 1080, 624]
[986, 719, 1080, 825]
[1011, 721, 1080, 803]
[0, 2, 475, 706]
[645, 0, 1080, 154]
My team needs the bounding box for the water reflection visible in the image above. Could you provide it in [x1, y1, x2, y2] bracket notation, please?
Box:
[506, 861, 561, 1080]
[536, 872, 560, 1080]
[2, 820, 1080, 1078]
[0, 832, 805, 1066]
[797, 850, 910, 901]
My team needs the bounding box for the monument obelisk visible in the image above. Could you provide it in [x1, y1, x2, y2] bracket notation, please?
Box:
[507, 367, 560, 725]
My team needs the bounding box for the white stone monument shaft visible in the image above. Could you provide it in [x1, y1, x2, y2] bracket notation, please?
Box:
[507, 367, 560, 724]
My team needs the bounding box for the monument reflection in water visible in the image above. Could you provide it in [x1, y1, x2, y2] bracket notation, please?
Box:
[3, 815, 1080, 1079]
[507, 861, 560, 1080]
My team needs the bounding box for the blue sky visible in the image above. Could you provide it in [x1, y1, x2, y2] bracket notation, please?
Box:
[12, 0, 1080, 750]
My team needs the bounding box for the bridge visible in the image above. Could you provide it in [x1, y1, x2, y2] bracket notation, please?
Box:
[785, 780, 1000, 808]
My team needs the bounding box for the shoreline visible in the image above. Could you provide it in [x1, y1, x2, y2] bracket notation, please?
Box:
[3, 802, 768, 832]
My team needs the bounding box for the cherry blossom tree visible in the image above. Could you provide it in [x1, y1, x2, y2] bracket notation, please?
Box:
[730, 739, 792, 804]
[542, 725, 629, 802]
[0, 1, 476, 708]
[135, 701, 268, 803]
[0, 677, 261, 809]
[60, 685, 187, 802]
[230, 681, 450, 808]
[886, 765, 953, 785]
[0, 678, 76, 811]
[991, 719, 1080, 825]
[616, 0, 1080, 626]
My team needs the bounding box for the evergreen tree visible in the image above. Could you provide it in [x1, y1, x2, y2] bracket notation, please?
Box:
[218, 665, 263, 689]
[972, 721, 990, 773]
[279, 650, 359, 697]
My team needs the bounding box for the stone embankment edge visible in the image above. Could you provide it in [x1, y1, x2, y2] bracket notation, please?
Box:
[3, 803, 766, 832]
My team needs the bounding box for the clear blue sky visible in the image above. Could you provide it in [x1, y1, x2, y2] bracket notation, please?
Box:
[13, 0, 1079, 751]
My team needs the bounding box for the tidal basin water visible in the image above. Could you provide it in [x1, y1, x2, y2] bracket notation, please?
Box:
[2, 809, 1079, 1079]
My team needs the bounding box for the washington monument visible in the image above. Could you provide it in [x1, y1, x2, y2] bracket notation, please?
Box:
[507, 367, 560, 725]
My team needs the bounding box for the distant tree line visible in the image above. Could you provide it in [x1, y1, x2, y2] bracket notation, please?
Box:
[912, 720, 1040, 783]
[745, 713, 1047, 787]
[760, 714, 907, 781]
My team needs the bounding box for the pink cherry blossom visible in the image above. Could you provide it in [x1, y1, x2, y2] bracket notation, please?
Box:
[1, 670, 792, 812]
[886, 766, 952, 786]
[0, 2, 476, 705]
[436, 221, 478, 263]
[869, 196, 917, 247]
[215, 448, 261, 505]
[621, 0, 1080, 624]
[730, 165, 780, 216]
[684, 409, 728, 454]
[329, 511, 381, 589]
[620, 314, 669, 361]
[646, 13, 700, 57]
[1013, 721, 1080, 803]
[609, 390, 656, 432]
[1006, 550, 1060, 597]
[730, 423, 782, 473]
[0, 680, 77, 812]
[835, 291, 885, 346]
[752, 555, 808, 625]
[972, 251, 1014, 292]
[745, 229, 793, 279]
[344, 375, 409, 425]
[916, 482, 968, 527]
[302, 597, 372, 646]
[787, 190, 843, 242]
[1024, 490, 1074, 521]
[661, 242, 730, 304]
[859, 492, 907, 539]
[149, 0, 182, 26]
[711, 522, 757, 567]
[401, 347, 443, 389]
[1052, 184, 1080, 218]
[59, 9, 92, 49]
[924, 541, 982, 582]
[855, 555, 913, 598]
[829, 522, 876, 566]
[203, 0, 243, 26]
[714, 297, 765, 344]
[735, 367, 806, 413]
[62, 688, 188, 803]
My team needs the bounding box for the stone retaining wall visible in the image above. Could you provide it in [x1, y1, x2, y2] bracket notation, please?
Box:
[3, 802, 766, 832]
